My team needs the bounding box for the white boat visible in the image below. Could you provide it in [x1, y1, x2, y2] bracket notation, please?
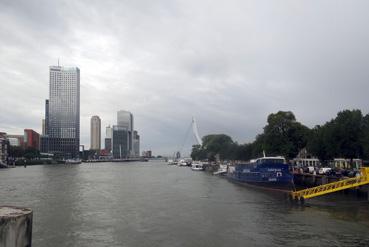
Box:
[65, 159, 81, 165]
[178, 159, 188, 166]
[191, 162, 204, 171]
[213, 164, 228, 175]
[167, 159, 177, 165]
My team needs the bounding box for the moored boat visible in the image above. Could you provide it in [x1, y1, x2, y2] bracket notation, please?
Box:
[65, 159, 82, 165]
[191, 162, 204, 171]
[227, 156, 293, 190]
[178, 159, 188, 166]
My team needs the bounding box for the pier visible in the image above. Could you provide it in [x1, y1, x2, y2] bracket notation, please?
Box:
[291, 167, 369, 202]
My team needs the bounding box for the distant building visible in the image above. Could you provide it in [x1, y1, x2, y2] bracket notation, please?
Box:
[40, 99, 50, 153]
[7, 135, 24, 147]
[40, 136, 49, 153]
[0, 132, 8, 165]
[24, 129, 40, 150]
[117, 110, 134, 156]
[90, 116, 101, 150]
[104, 125, 113, 152]
[45, 99, 49, 134]
[42, 119, 46, 135]
[133, 131, 140, 157]
[47, 65, 80, 158]
[142, 150, 152, 158]
[112, 125, 128, 159]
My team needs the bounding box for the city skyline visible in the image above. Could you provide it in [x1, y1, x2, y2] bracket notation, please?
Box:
[1, 1, 369, 155]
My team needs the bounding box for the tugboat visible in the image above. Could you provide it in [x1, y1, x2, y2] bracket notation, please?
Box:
[227, 155, 293, 190]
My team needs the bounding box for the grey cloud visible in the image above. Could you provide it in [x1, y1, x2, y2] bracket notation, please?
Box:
[1, 0, 369, 155]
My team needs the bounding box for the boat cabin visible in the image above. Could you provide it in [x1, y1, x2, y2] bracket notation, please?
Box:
[254, 157, 286, 165]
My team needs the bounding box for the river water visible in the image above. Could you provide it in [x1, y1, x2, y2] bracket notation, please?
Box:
[1, 161, 369, 247]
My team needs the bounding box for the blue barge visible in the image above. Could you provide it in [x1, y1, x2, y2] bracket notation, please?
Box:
[227, 156, 294, 190]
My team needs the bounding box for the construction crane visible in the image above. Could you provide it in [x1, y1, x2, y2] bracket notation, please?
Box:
[291, 167, 369, 203]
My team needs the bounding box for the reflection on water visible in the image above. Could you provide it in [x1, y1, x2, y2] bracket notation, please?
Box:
[1, 162, 369, 247]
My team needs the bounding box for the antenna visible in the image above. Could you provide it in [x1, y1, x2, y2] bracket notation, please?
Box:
[58, 58, 60, 67]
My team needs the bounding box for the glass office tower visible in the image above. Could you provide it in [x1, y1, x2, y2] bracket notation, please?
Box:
[48, 66, 80, 158]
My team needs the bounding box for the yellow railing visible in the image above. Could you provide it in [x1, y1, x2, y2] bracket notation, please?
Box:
[291, 167, 369, 200]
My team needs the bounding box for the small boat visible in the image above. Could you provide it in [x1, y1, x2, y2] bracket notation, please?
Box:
[178, 159, 188, 166]
[65, 159, 82, 165]
[167, 159, 177, 165]
[191, 162, 204, 171]
[213, 164, 227, 175]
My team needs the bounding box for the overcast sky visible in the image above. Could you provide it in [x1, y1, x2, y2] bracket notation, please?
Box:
[1, 0, 369, 155]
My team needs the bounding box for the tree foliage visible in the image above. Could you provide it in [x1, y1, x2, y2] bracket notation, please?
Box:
[191, 109, 369, 162]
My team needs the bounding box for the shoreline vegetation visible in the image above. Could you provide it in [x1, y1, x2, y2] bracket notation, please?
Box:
[191, 109, 369, 163]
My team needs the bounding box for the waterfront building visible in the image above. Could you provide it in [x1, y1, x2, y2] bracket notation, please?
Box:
[24, 129, 40, 150]
[133, 130, 140, 157]
[117, 110, 134, 156]
[40, 99, 50, 153]
[112, 125, 128, 159]
[46, 65, 80, 158]
[0, 132, 8, 165]
[7, 135, 24, 147]
[105, 125, 113, 152]
[90, 116, 101, 150]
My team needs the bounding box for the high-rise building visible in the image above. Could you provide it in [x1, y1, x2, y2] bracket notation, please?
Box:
[45, 99, 49, 135]
[133, 130, 140, 157]
[40, 99, 50, 153]
[24, 129, 40, 150]
[104, 125, 113, 152]
[117, 110, 134, 156]
[7, 135, 24, 147]
[90, 116, 101, 150]
[112, 125, 128, 159]
[47, 65, 80, 158]
[42, 119, 46, 135]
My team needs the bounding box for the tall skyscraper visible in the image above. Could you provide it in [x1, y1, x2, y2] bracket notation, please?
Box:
[42, 119, 46, 135]
[105, 125, 113, 152]
[90, 116, 101, 150]
[47, 65, 80, 158]
[117, 110, 134, 156]
[112, 125, 128, 158]
[133, 130, 140, 157]
[45, 99, 49, 135]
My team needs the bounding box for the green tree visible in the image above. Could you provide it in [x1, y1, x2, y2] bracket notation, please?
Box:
[191, 134, 235, 161]
[24, 147, 40, 160]
[262, 111, 310, 159]
[308, 109, 365, 161]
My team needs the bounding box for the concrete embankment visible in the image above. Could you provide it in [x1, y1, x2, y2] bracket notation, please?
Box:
[0, 206, 33, 247]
